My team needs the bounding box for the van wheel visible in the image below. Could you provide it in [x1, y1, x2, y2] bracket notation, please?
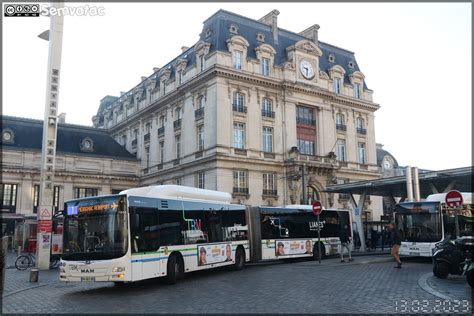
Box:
[166, 254, 183, 285]
[235, 248, 245, 271]
[312, 242, 326, 260]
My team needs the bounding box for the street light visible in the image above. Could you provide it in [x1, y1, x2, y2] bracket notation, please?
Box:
[36, 2, 64, 270]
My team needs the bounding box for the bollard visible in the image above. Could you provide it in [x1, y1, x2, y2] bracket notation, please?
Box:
[17, 246, 22, 257]
[30, 268, 39, 282]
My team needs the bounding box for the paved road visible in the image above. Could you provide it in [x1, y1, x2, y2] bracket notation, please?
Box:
[2, 255, 472, 314]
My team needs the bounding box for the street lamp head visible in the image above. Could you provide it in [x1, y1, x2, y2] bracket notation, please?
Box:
[38, 30, 50, 41]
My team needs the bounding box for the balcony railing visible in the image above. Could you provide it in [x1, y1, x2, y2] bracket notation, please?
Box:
[131, 139, 137, 147]
[263, 189, 278, 196]
[195, 108, 204, 120]
[157, 127, 165, 136]
[173, 119, 182, 130]
[144, 133, 150, 142]
[357, 127, 367, 135]
[336, 124, 347, 131]
[232, 104, 247, 113]
[261, 109, 275, 118]
[296, 117, 315, 126]
[233, 187, 249, 194]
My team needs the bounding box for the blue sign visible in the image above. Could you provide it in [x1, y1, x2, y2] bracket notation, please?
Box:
[354, 208, 360, 216]
[67, 206, 78, 215]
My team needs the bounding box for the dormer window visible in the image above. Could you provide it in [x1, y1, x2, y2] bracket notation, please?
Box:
[328, 54, 336, 63]
[178, 70, 183, 85]
[256, 32, 265, 42]
[80, 137, 94, 152]
[200, 55, 205, 72]
[354, 83, 360, 98]
[205, 29, 212, 38]
[229, 24, 239, 34]
[261, 57, 270, 76]
[233, 51, 242, 70]
[333, 77, 341, 94]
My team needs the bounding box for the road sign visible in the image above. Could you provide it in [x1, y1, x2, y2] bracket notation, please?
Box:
[445, 190, 463, 209]
[312, 201, 322, 216]
[38, 220, 52, 233]
[40, 208, 51, 220]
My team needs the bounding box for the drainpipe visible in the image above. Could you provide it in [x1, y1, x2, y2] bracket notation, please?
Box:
[405, 166, 413, 202]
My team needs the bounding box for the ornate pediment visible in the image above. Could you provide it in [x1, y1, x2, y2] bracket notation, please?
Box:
[287, 40, 322, 57]
[175, 58, 187, 71]
[159, 68, 172, 82]
[194, 40, 211, 55]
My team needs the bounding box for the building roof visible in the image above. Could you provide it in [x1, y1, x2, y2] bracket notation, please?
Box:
[95, 9, 368, 124]
[324, 166, 473, 198]
[1, 115, 137, 160]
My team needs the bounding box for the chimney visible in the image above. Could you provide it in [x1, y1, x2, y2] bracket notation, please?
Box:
[259, 9, 280, 43]
[120, 91, 126, 96]
[58, 113, 66, 124]
[405, 166, 414, 202]
[141, 76, 147, 81]
[299, 24, 320, 45]
[181, 46, 189, 53]
[153, 67, 160, 73]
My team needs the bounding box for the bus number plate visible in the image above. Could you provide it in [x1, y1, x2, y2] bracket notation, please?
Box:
[81, 277, 95, 282]
[409, 252, 418, 256]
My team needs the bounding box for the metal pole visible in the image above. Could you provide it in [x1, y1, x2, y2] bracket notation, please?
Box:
[302, 163, 307, 204]
[36, 2, 64, 270]
[455, 208, 460, 238]
[317, 213, 321, 264]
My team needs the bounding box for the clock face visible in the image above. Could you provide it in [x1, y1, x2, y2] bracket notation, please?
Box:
[299, 60, 314, 79]
[383, 158, 393, 171]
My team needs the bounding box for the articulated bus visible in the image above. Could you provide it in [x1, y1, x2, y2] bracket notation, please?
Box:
[60, 185, 351, 284]
[395, 193, 473, 257]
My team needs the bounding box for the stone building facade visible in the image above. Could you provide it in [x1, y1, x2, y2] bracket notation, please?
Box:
[1, 116, 139, 249]
[93, 9, 381, 212]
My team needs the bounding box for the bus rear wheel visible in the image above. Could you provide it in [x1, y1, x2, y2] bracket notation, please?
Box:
[234, 248, 245, 271]
[166, 254, 184, 285]
[312, 242, 326, 261]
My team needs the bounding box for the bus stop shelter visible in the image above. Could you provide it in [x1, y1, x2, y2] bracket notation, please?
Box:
[324, 166, 472, 251]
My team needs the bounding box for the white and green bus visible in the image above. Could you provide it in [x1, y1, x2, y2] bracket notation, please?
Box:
[60, 185, 351, 284]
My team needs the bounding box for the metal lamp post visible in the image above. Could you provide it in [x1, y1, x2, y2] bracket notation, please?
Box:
[36, 2, 64, 270]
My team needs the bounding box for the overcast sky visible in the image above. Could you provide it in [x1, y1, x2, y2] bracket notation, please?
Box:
[3, 2, 471, 171]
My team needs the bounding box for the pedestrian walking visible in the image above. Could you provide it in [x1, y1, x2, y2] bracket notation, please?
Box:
[389, 223, 403, 268]
[339, 224, 353, 262]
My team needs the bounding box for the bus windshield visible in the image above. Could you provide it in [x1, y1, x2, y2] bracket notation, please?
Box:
[395, 202, 442, 242]
[63, 195, 128, 261]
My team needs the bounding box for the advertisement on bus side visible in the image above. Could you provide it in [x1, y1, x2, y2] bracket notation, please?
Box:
[275, 240, 312, 256]
[197, 243, 233, 266]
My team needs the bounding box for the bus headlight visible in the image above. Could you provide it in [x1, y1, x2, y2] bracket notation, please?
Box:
[112, 267, 125, 273]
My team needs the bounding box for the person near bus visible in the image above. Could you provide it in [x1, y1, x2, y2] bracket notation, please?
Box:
[276, 242, 285, 256]
[199, 247, 207, 266]
[389, 223, 403, 268]
[305, 240, 312, 255]
[339, 224, 353, 262]
[225, 243, 232, 262]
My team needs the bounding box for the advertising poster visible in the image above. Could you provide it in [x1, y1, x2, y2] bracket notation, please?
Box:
[51, 234, 63, 254]
[197, 243, 233, 266]
[275, 240, 312, 256]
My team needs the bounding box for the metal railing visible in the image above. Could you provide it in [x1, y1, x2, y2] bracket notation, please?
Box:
[233, 187, 249, 194]
[173, 119, 181, 130]
[357, 127, 367, 135]
[261, 109, 275, 118]
[263, 189, 278, 196]
[232, 104, 247, 113]
[143, 133, 150, 142]
[296, 117, 315, 126]
[157, 127, 165, 136]
[336, 124, 347, 131]
[195, 108, 204, 120]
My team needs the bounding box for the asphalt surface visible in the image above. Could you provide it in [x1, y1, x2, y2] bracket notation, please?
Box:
[2, 252, 472, 314]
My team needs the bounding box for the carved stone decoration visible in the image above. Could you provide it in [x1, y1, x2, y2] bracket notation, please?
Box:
[282, 61, 295, 70]
[319, 70, 329, 80]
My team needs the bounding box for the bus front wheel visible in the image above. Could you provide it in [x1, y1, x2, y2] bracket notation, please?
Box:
[166, 254, 184, 285]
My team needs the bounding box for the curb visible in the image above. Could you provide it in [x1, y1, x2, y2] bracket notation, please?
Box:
[418, 272, 452, 300]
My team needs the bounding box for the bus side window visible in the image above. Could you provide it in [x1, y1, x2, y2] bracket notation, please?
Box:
[157, 209, 183, 246]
